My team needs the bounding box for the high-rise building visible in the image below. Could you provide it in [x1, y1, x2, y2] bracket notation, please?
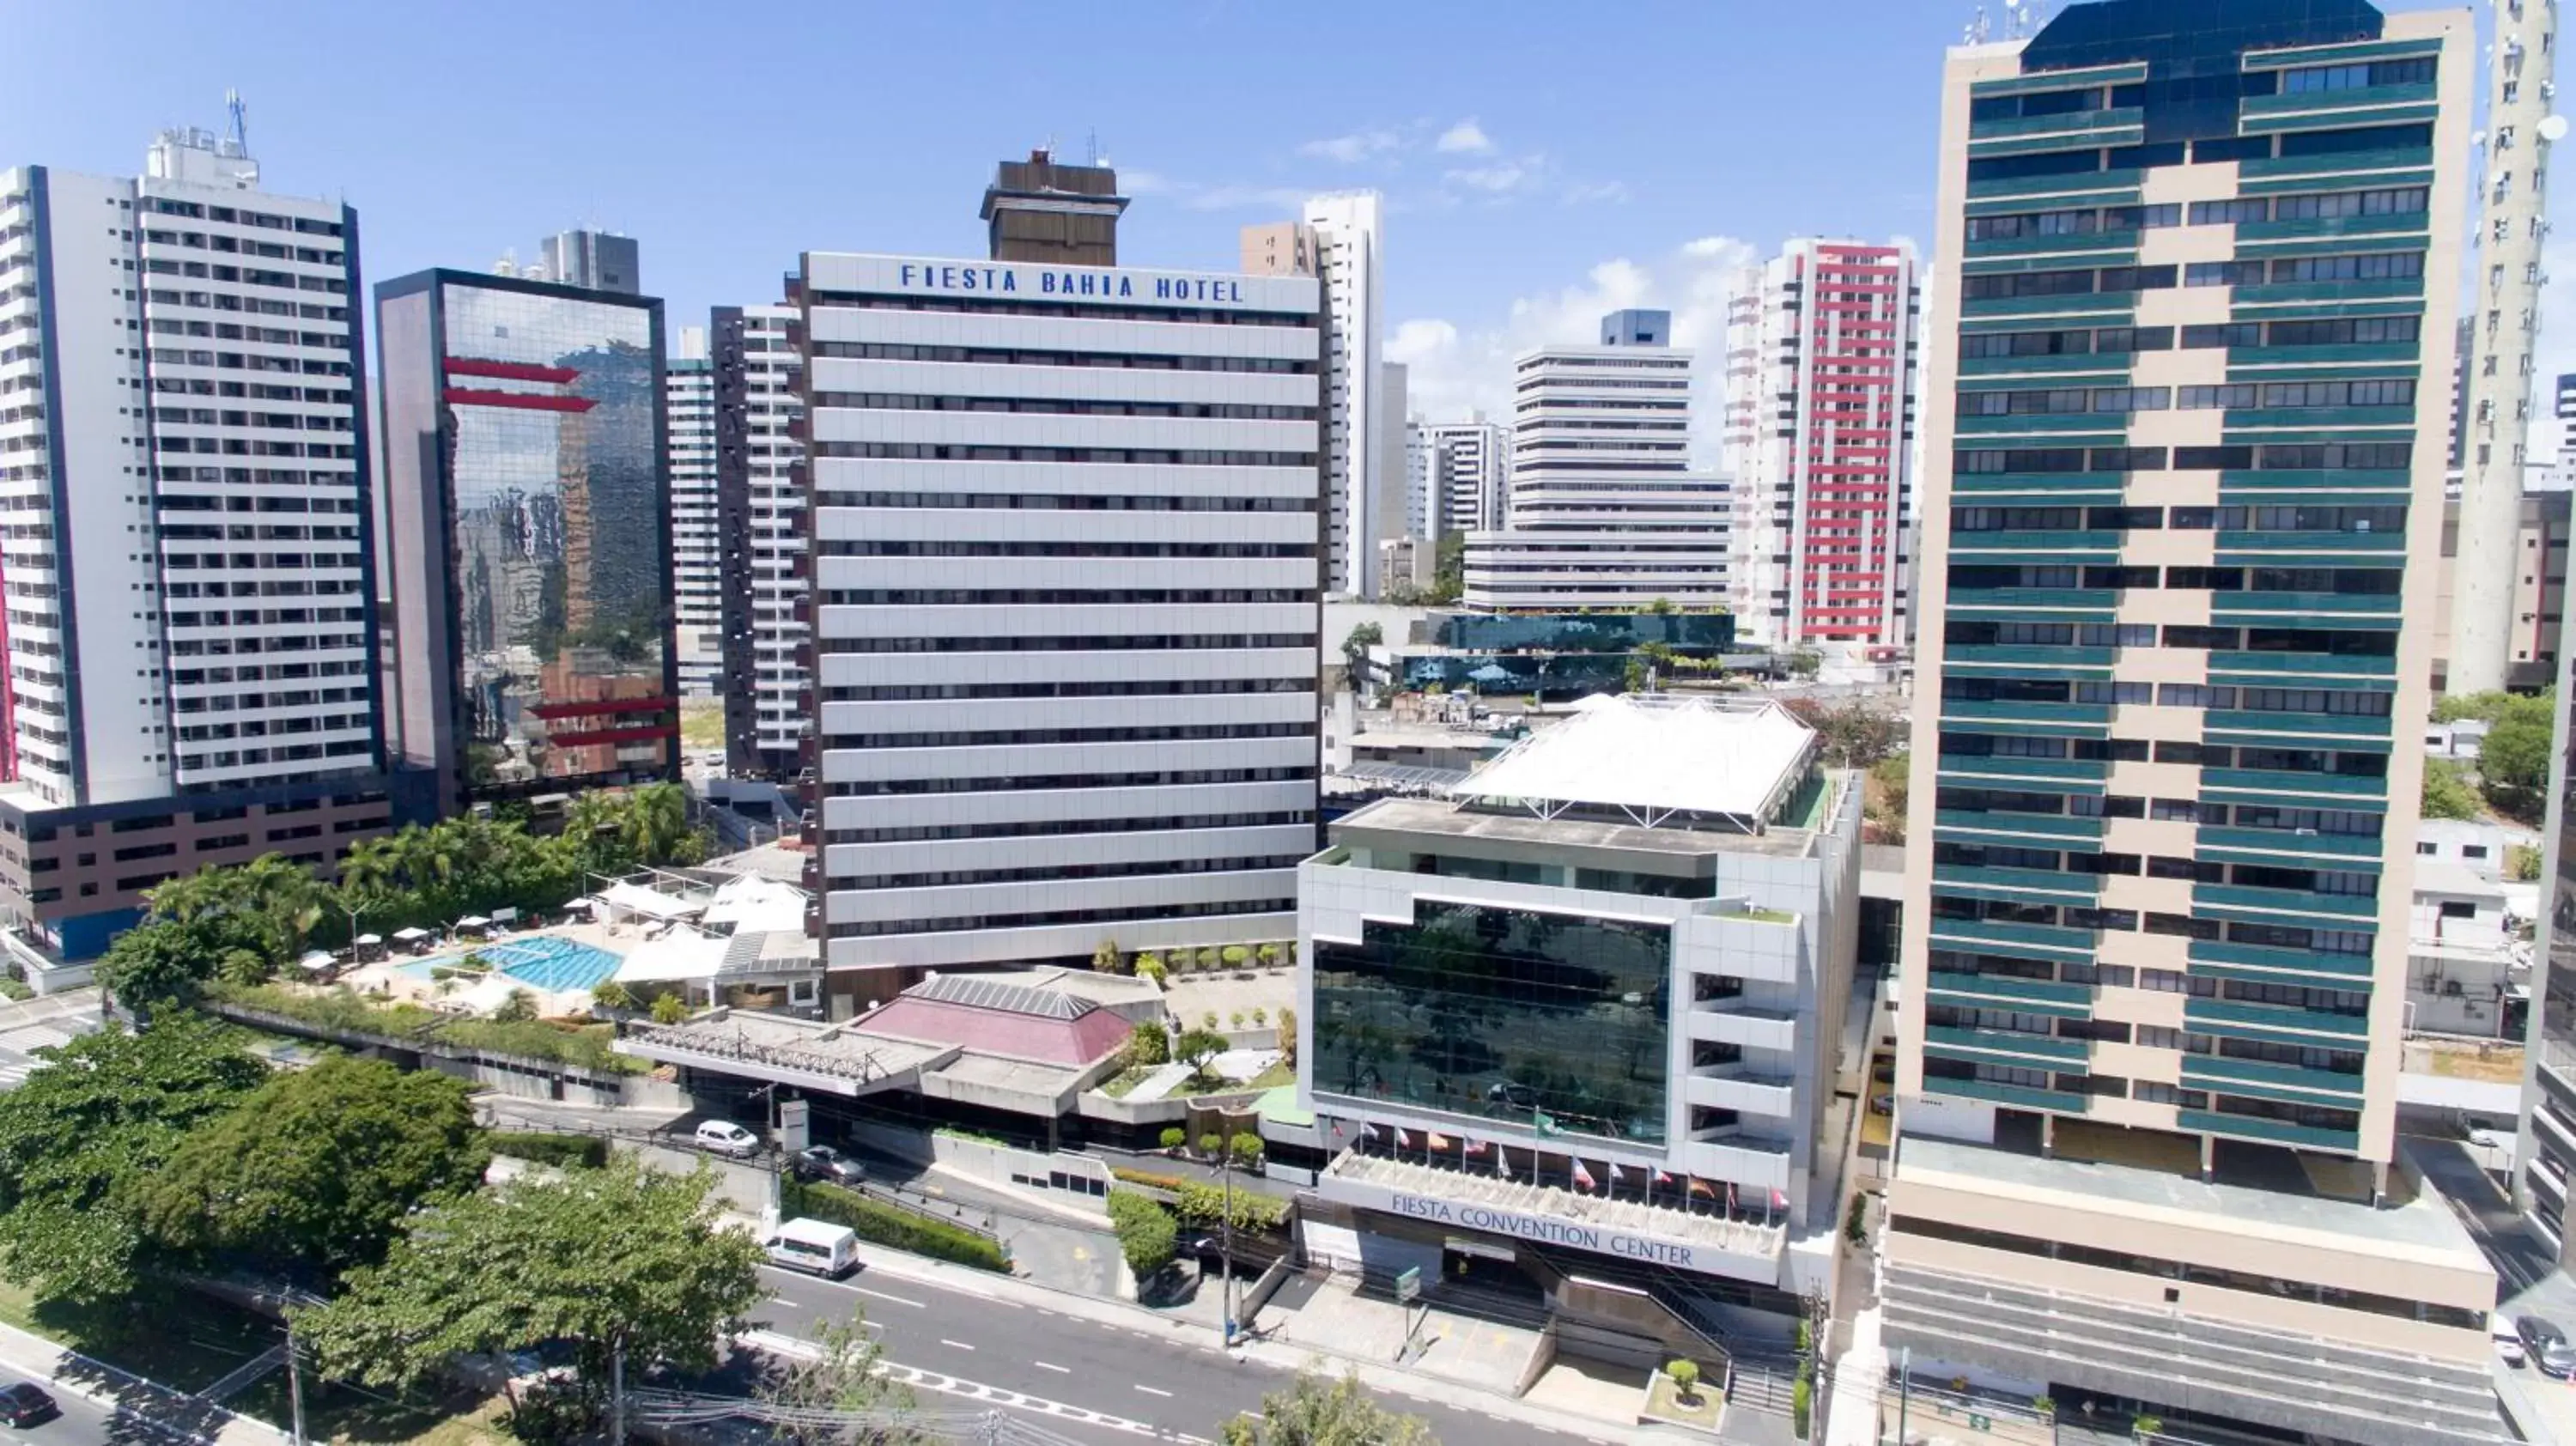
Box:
[535, 228, 639, 295]
[1244, 195, 1384, 598]
[0, 125, 392, 959]
[1463, 311, 1730, 611]
[1724, 239, 1921, 647]
[710, 304, 807, 781]
[2445, 0, 2558, 695]
[1890, 4, 2496, 1441]
[375, 269, 676, 818]
[668, 326, 720, 697]
[1375, 362, 1407, 551]
[795, 247, 1321, 992]
[1419, 415, 1510, 538]
[981, 149, 1127, 267]
[2520, 609, 2576, 1266]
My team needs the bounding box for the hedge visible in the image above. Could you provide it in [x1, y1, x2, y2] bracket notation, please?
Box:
[488, 1132, 608, 1170]
[784, 1179, 1010, 1273]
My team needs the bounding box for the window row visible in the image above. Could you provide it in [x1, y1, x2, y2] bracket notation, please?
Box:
[1959, 251, 2419, 301]
[1954, 441, 2412, 474]
[1953, 504, 2403, 534]
[1958, 378, 2414, 416]
[1959, 313, 2419, 359]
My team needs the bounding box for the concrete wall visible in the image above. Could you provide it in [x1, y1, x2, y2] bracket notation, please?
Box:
[845, 1120, 1111, 1218]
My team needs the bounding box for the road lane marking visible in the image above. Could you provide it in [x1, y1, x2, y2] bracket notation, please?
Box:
[939, 1339, 976, 1352]
[1034, 1361, 1070, 1373]
[1135, 1384, 1173, 1398]
[854, 1286, 925, 1309]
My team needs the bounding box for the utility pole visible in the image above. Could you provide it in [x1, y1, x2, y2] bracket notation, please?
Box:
[1218, 1133, 1236, 1347]
[284, 1322, 306, 1446]
[1895, 1345, 1911, 1446]
[609, 1335, 625, 1445]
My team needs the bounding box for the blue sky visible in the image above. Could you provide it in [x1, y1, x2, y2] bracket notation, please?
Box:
[6, 0, 2556, 444]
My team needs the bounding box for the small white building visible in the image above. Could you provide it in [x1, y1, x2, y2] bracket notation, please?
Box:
[2407, 858, 2526, 1039]
[2421, 718, 2490, 762]
[2412, 817, 2512, 882]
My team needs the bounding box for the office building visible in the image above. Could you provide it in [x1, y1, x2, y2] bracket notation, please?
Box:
[711, 304, 807, 781]
[0, 124, 391, 960]
[2522, 623, 2576, 1265]
[1724, 239, 1921, 647]
[795, 240, 1322, 988]
[1298, 696, 1859, 1340]
[533, 228, 639, 295]
[375, 269, 676, 817]
[1419, 415, 1510, 539]
[1403, 419, 1432, 540]
[668, 326, 720, 696]
[2445, 0, 2558, 695]
[1463, 311, 1730, 611]
[982, 149, 1127, 267]
[1890, 3, 2497, 1442]
[1243, 195, 1386, 598]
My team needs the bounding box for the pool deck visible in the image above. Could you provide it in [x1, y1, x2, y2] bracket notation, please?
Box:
[343, 920, 636, 1015]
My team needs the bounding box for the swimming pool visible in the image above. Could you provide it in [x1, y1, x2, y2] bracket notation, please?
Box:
[397, 935, 623, 993]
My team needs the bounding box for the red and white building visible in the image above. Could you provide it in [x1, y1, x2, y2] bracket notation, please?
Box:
[1724, 240, 1918, 647]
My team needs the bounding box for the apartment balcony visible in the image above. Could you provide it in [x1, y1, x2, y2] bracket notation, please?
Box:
[1926, 969, 2094, 1018]
[1686, 999, 1797, 1054]
[2183, 998, 2370, 1046]
[1685, 1068, 1797, 1119]
[1925, 1024, 2090, 1072]
[1921, 1074, 2090, 1115]
[2179, 1054, 2366, 1106]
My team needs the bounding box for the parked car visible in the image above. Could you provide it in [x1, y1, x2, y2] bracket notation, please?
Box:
[793, 1145, 866, 1185]
[2518, 1316, 2576, 1377]
[692, 1120, 761, 1158]
[2496, 1315, 2530, 1367]
[0, 1384, 54, 1429]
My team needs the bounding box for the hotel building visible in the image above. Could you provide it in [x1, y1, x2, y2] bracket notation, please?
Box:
[375, 269, 677, 817]
[0, 125, 390, 959]
[1724, 239, 1921, 647]
[1891, 2, 2499, 1442]
[796, 228, 1323, 988]
[1463, 310, 1731, 612]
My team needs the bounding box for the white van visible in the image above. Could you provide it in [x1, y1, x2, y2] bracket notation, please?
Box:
[764, 1218, 859, 1278]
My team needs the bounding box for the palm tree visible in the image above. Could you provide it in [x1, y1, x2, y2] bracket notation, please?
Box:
[336, 835, 401, 900]
[564, 792, 623, 871]
[623, 782, 690, 866]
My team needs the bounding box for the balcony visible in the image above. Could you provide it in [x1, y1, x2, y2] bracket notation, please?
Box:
[1688, 1001, 1797, 1054]
[1686, 1070, 1796, 1118]
[2180, 1054, 2366, 1104]
[1922, 1074, 2089, 1115]
[2184, 998, 2370, 1044]
[2176, 1109, 2358, 1153]
[1926, 1024, 2091, 1067]
[2189, 937, 2375, 982]
[2191, 882, 2378, 920]
[1927, 970, 2094, 1018]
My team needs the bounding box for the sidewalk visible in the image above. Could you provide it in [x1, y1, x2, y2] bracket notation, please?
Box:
[0, 1317, 287, 1446]
[813, 1229, 1635, 1444]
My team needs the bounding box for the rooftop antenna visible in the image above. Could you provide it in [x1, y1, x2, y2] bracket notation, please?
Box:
[224, 88, 247, 157]
[1963, 4, 1991, 43]
[1086, 128, 1101, 167]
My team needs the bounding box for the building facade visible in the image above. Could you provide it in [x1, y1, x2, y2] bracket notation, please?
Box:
[796, 252, 1322, 988]
[1892, 3, 2494, 1442]
[1724, 239, 1921, 647]
[534, 228, 639, 295]
[375, 270, 676, 818]
[1463, 311, 1730, 611]
[1243, 195, 1385, 598]
[668, 326, 720, 696]
[0, 126, 392, 958]
[2431, 487, 2567, 691]
[711, 304, 807, 780]
[1297, 696, 1859, 1328]
[2522, 621, 2576, 1260]
[1419, 415, 1510, 539]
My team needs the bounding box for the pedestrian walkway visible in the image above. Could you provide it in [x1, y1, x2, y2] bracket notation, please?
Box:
[0, 1316, 286, 1446]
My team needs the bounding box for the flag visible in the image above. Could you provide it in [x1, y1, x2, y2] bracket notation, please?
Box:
[1361, 1122, 1380, 1141]
[1534, 1110, 1562, 1138]
[1572, 1158, 1597, 1191]
[1464, 1138, 1490, 1156]
[1609, 1162, 1629, 1184]
[1395, 1128, 1413, 1148]
[1771, 1188, 1789, 1213]
[1728, 1182, 1740, 1212]
[1656, 1168, 1677, 1186]
[1495, 1146, 1510, 1177]
[1688, 1176, 1715, 1199]
[1427, 1133, 1452, 1151]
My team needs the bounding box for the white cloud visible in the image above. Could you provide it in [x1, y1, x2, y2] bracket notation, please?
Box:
[1444, 158, 1542, 195]
[1559, 179, 1631, 206]
[1297, 129, 1402, 163]
[1388, 238, 1759, 470]
[1434, 118, 1494, 155]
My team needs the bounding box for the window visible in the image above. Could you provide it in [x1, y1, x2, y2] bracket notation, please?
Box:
[2101, 204, 2183, 230]
[2186, 260, 2268, 288]
[2181, 323, 2263, 349]
[2178, 385, 2259, 410]
[2190, 198, 2270, 225]
[2439, 900, 2478, 920]
[2271, 252, 2424, 283]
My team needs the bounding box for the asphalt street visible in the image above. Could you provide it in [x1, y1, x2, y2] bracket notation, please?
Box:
[0, 1384, 145, 1446]
[754, 1261, 1615, 1446]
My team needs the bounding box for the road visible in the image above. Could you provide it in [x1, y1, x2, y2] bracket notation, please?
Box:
[754, 1261, 1613, 1446]
[0, 992, 103, 1089]
[0, 1383, 143, 1446]
[2409, 1134, 2557, 1297]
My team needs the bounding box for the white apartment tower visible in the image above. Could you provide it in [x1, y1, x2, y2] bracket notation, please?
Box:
[711, 304, 807, 778]
[795, 250, 1322, 986]
[1243, 194, 1384, 598]
[1725, 239, 1921, 647]
[667, 325, 720, 696]
[0, 122, 389, 958]
[1464, 310, 1730, 611]
[1419, 415, 1510, 538]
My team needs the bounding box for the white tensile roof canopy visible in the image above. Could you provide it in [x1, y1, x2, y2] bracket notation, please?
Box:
[1458, 696, 1819, 831]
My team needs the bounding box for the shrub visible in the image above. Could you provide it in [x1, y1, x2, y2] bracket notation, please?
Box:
[1135, 956, 1168, 986]
[1158, 1127, 1186, 1152]
[650, 993, 688, 1025]
[1228, 1132, 1263, 1165]
[1107, 1188, 1177, 1280]
[491, 987, 538, 1024]
[1173, 1180, 1287, 1233]
[1844, 1192, 1869, 1247]
[1222, 945, 1249, 966]
[1256, 943, 1280, 966]
[1230, 1011, 1246, 1030]
[1091, 939, 1124, 975]
[488, 1131, 609, 1170]
[1791, 1374, 1811, 1437]
[1201, 1011, 1219, 1030]
[1127, 1020, 1170, 1067]
[1668, 1359, 1700, 1400]
[1112, 1165, 1188, 1192]
[2132, 1417, 2163, 1441]
[1197, 947, 1223, 969]
[1252, 1007, 1267, 1027]
[784, 1179, 1009, 1272]
[1197, 1133, 1223, 1157]
[590, 981, 635, 1012]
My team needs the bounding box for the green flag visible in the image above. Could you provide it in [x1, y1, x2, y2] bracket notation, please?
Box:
[1534, 1110, 1561, 1138]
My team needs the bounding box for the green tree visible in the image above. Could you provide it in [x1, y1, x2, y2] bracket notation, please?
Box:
[1276, 1006, 1298, 1068]
[2512, 842, 2547, 882]
[1106, 1189, 1176, 1284]
[295, 1158, 765, 1410]
[1218, 1369, 1439, 1446]
[1340, 623, 1382, 680]
[1429, 531, 1466, 605]
[619, 782, 695, 868]
[2480, 693, 2556, 813]
[1667, 1359, 1702, 1403]
[1787, 648, 1823, 679]
[591, 981, 636, 1012]
[0, 1017, 266, 1304]
[492, 987, 539, 1024]
[2423, 758, 2482, 821]
[754, 1310, 914, 1443]
[95, 920, 222, 1013]
[651, 993, 690, 1025]
[2434, 690, 2517, 724]
[137, 1054, 487, 1288]
[1173, 1028, 1228, 1084]
[1127, 1020, 1170, 1067]
[1091, 938, 1125, 975]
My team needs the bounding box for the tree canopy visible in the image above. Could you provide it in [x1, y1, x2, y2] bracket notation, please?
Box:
[2476, 690, 2556, 815]
[0, 1016, 267, 1303]
[1218, 1370, 1438, 1446]
[295, 1157, 765, 1399]
[137, 1054, 488, 1288]
[2421, 757, 2482, 821]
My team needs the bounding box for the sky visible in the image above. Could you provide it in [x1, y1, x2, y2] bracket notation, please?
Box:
[6, 0, 2567, 462]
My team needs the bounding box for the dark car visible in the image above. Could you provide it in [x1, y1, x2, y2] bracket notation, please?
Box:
[0, 1382, 57, 1428]
[793, 1145, 866, 1186]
